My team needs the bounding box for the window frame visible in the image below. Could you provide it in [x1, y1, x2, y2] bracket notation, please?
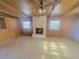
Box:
[49, 20, 60, 31]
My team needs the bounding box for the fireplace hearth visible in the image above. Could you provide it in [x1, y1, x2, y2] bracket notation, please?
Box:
[36, 28, 43, 34]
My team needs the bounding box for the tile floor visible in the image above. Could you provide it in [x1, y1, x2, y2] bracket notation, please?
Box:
[0, 36, 79, 59]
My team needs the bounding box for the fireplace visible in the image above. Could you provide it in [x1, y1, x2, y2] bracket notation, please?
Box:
[32, 16, 46, 38]
[36, 28, 43, 34]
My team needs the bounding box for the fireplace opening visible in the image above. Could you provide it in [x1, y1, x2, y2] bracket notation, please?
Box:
[36, 28, 43, 34]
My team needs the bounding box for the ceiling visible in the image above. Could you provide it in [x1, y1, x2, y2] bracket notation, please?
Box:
[0, 0, 79, 17]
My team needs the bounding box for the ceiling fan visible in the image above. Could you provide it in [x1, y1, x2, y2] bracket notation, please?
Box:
[38, 0, 61, 15]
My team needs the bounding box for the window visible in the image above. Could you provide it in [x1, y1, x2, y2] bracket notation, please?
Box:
[22, 21, 31, 29]
[49, 20, 60, 30]
[0, 17, 6, 29]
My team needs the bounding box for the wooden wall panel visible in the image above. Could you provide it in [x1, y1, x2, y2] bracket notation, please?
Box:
[6, 17, 21, 38]
[20, 17, 32, 36]
[0, 17, 20, 43]
[46, 16, 73, 38]
[0, 29, 10, 42]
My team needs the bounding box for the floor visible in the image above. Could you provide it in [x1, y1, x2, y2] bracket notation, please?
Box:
[0, 36, 79, 59]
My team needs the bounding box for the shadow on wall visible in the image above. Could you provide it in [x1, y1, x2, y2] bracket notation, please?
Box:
[70, 16, 79, 42]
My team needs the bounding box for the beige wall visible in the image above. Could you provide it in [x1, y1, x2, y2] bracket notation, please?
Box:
[20, 17, 32, 36]
[0, 29, 10, 42]
[47, 16, 74, 38]
[19, 16, 75, 38]
[70, 16, 79, 42]
[0, 17, 20, 43]
[20, 16, 74, 38]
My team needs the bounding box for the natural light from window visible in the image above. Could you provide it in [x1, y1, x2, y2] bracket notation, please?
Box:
[49, 20, 60, 30]
[22, 21, 31, 29]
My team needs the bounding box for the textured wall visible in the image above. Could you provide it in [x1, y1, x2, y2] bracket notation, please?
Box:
[70, 16, 79, 42]
[20, 17, 32, 36]
[0, 17, 20, 43]
[47, 16, 73, 38]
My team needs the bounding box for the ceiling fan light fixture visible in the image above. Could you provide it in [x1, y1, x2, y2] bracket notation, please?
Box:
[39, 9, 42, 14]
[38, 0, 61, 15]
[39, 8, 46, 14]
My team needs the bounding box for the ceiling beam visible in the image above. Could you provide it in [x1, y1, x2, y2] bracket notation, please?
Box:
[0, 1, 31, 18]
[60, 1, 79, 16]
[0, 11, 18, 19]
[0, 1, 23, 17]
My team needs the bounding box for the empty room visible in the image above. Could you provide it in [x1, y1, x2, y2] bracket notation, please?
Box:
[0, 0, 79, 59]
